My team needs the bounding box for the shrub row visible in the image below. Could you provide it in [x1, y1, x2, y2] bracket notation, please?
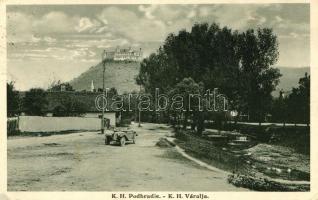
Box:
[228, 174, 310, 191]
[7, 118, 19, 135]
[205, 122, 309, 154]
[175, 129, 248, 173]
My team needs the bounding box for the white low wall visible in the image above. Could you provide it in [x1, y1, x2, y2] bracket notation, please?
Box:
[83, 112, 116, 126]
[18, 116, 102, 132]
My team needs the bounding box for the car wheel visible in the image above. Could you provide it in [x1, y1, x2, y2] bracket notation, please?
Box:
[120, 137, 126, 146]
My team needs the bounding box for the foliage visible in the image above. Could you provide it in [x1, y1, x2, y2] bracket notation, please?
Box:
[168, 77, 205, 134]
[228, 174, 309, 191]
[120, 91, 139, 120]
[7, 82, 20, 117]
[271, 73, 310, 125]
[52, 105, 67, 117]
[107, 87, 118, 97]
[23, 88, 48, 116]
[7, 118, 19, 135]
[286, 73, 310, 124]
[136, 22, 281, 128]
[48, 80, 74, 92]
[52, 95, 88, 117]
[271, 91, 288, 123]
[238, 29, 281, 122]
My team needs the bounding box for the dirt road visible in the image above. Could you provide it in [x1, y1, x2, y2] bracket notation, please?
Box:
[8, 123, 245, 191]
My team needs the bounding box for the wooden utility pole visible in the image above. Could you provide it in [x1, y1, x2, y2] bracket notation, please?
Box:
[138, 85, 141, 127]
[101, 50, 106, 134]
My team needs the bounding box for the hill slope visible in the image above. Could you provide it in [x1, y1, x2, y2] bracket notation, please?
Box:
[69, 61, 140, 93]
[69, 62, 309, 96]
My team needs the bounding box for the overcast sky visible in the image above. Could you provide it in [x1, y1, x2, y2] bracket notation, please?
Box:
[7, 4, 310, 91]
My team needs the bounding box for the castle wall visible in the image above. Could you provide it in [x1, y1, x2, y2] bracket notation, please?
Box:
[105, 48, 142, 61]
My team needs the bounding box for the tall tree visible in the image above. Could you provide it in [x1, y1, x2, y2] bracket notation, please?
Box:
[298, 73, 310, 125]
[238, 28, 281, 123]
[137, 23, 281, 126]
[137, 23, 241, 98]
[23, 88, 48, 116]
[168, 78, 204, 133]
[7, 82, 20, 117]
[286, 73, 310, 125]
[271, 90, 288, 124]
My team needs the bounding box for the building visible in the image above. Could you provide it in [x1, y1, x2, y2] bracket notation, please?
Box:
[104, 46, 143, 62]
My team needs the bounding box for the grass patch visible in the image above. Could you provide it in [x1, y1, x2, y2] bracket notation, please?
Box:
[174, 129, 310, 186]
[156, 138, 173, 148]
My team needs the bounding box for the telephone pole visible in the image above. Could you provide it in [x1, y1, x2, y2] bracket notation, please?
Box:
[138, 84, 141, 127]
[101, 50, 106, 134]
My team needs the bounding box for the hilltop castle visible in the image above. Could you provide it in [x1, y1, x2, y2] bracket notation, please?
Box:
[104, 46, 143, 62]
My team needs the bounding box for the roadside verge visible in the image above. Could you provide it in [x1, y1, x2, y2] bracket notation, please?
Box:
[163, 136, 310, 191]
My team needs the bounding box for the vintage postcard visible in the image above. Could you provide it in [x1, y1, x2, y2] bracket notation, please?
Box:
[0, 0, 317, 199]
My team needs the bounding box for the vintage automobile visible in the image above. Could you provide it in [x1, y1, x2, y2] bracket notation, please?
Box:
[104, 128, 137, 146]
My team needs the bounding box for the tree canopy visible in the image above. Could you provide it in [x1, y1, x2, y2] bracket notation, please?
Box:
[23, 88, 48, 116]
[136, 22, 281, 124]
[7, 82, 20, 117]
[52, 96, 88, 117]
[48, 80, 74, 92]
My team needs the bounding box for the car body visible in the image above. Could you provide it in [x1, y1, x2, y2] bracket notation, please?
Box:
[104, 128, 137, 146]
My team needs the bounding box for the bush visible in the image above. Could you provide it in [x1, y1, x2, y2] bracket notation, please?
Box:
[7, 118, 19, 136]
[228, 174, 309, 191]
[118, 118, 131, 127]
[174, 129, 190, 141]
[7, 82, 20, 117]
[52, 97, 87, 117]
[267, 126, 310, 154]
[197, 122, 309, 154]
[23, 88, 48, 116]
[52, 105, 67, 117]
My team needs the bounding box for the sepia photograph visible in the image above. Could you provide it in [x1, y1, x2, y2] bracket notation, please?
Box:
[3, 1, 313, 195]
